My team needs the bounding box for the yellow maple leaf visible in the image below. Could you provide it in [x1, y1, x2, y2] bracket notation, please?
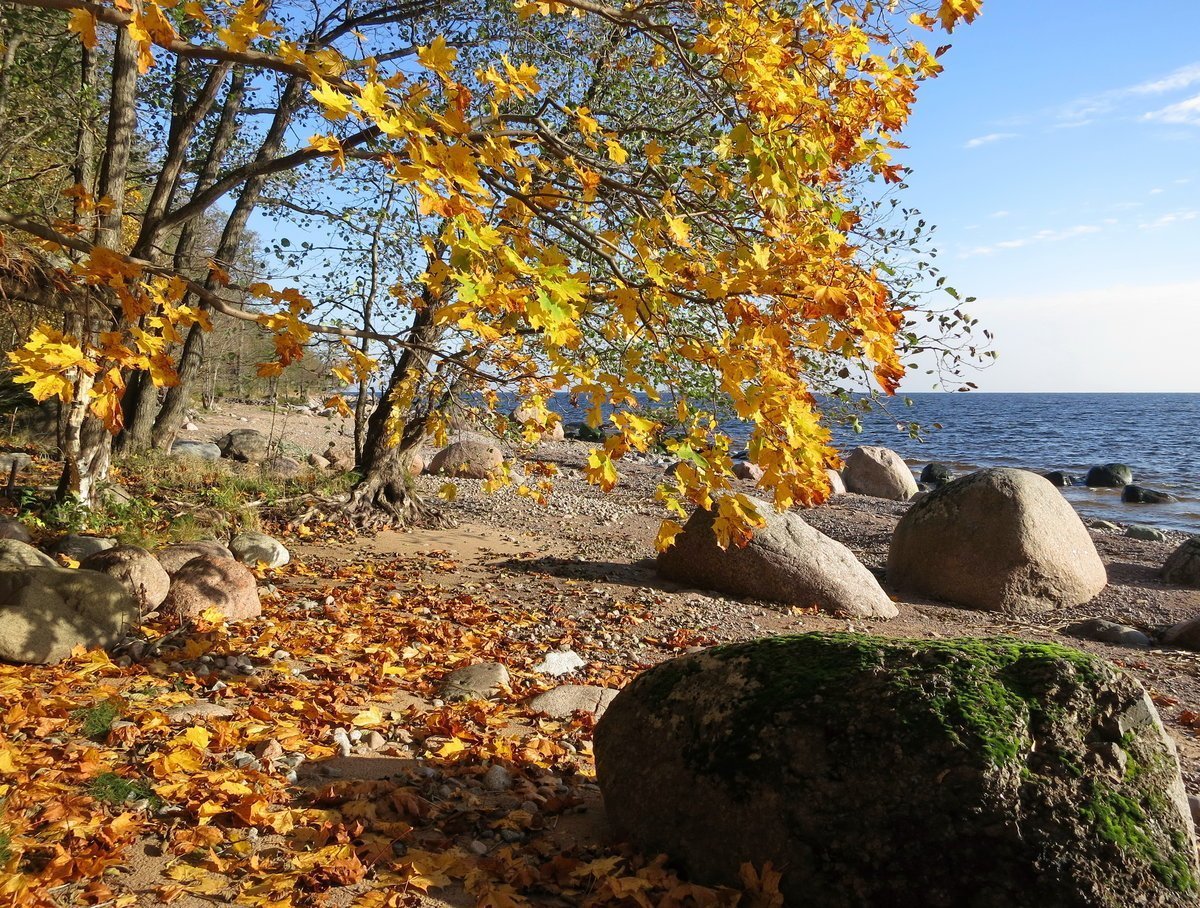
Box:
[310, 81, 356, 121]
[418, 35, 458, 78]
[68, 8, 97, 49]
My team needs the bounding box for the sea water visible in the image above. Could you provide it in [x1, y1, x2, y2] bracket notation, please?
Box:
[549, 392, 1200, 534]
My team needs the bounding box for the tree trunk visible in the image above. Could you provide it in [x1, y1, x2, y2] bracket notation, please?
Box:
[150, 74, 302, 450]
[59, 26, 136, 503]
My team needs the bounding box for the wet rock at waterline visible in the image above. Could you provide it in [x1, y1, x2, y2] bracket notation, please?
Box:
[1087, 463, 1135, 488]
[595, 634, 1199, 908]
[1123, 485, 1175, 504]
[657, 499, 897, 618]
[888, 468, 1106, 612]
[920, 462, 954, 488]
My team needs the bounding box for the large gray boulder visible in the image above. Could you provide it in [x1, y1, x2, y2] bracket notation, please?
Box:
[1161, 539, 1200, 588]
[80, 545, 171, 613]
[657, 499, 897, 618]
[887, 468, 1107, 612]
[426, 437, 504, 479]
[153, 541, 235, 576]
[596, 633, 1199, 907]
[0, 566, 138, 664]
[842, 446, 918, 500]
[169, 440, 222, 462]
[49, 534, 117, 561]
[215, 429, 269, 463]
[229, 532, 290, 568]
[162, 555, 261, 621]
[0, 517, 31, 543]
[0, 452, 32, 475]
[0, 539, 56, 571]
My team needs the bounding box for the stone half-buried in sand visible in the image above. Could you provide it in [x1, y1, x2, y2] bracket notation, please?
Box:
[656, 497, 897, 619]
[887, 467, 1107, 612]
[595, 633, 1200, 908]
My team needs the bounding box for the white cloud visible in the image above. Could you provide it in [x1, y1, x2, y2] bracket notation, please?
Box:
[988, 210, 1010, 218]
[1127, 62, 1200, 95]
[1138, 210, 1199, 230]
[961, 224, 1104, 258]
[1143, 92, 1200, 125]
[963, 132, 1018, 150]
[1149, 187, 1164, 194]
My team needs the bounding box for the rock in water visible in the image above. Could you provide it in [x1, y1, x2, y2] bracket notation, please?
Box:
[595, 634, 1199, 907]
[229, 532, 290, 568]
[80, 545, 171, 613]
[1124, 485, 1175, 504]
[887, 468, 1106, 612]
[426, 438, 504, 479]
[657, 498, 897, 618]
[1087, 463, 1135, 487]
[162, 555, 261, 620]
[1043, 470, 1077, 488]
[0, 567, 138, 663]
[215, 428, 269, 463]
[920, 462, 954, 488]
[1162, 539, 1200, 588]
[842, 446, 918, 501]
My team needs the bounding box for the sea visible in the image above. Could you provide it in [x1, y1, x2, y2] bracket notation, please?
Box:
[548, 392, 1200, 535]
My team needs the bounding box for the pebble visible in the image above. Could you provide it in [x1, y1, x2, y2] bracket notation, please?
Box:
[469, 840, 489, 855]
[534, 649, 586, 676]
[332, 728, 352, 757]
[366, 731, 386, 750]
[231, 751, 260, 770]
[483, 764, 513, 791]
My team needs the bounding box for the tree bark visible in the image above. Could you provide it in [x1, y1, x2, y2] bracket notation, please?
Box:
[58, 26, 137, 504]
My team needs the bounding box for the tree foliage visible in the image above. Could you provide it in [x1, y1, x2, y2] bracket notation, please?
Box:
[1, 0, 984, 543]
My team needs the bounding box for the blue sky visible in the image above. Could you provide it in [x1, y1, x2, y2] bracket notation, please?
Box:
[898, 0, 1200, 392]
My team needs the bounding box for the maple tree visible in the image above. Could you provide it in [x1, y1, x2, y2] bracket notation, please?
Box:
[1, 0, 983, 542]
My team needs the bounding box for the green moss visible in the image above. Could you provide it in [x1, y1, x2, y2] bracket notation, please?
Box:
[88, 772, 159, 808]
[652, 633, 1104, 778]
[73, 701, 120, 740]
[1081, 780, 1196, 893]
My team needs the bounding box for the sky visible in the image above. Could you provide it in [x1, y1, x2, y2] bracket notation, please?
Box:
[897, 0, 1200, 392]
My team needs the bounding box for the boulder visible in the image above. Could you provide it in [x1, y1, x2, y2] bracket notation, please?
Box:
[426, 439, 504, 479]
[1128, 525, 1169, 544]
[169, 440, 222, 462]
[567, 422, 605, 442]
[49, 534, 117, 561]
[1161, 539, 1200, 587]
[842, 446, 918, 501]
[1124, 485, 1175, 504]
[534, 649, 587, 676]
[887, 468, 1107, 612]
[404, 450, 426, 476]
[229, 532, 290, 568]
[1087, 463, 1134, 488]
[1088, 518, 1121, 532]
[441, 662, 510, 700]
[162, 555, 261, 621]
[0, 538, 57, 571]
[80, 545, 171, 613]
[526, 684, 618, 719]
[0, 517, 32, 543]
[215, 429, 269, 463]
[1043, 471, 1078, 488]
[153, 541, 235, 576]
[595, 633, 1199, 907]
[732, 461, 763, 482]
[307, 452, 330, 471]
[101, 484, 135, 506]
[825, 469, 846, 495]
[0, 452, 32, 474]
[323, 443, 352, 471]
[0, 566, 138, 664]
[920, 462, 954, 489]
[658, 499, 897, 618]
[1063, 618, 1151, 648]
[261, 455, 303, 478]
[1162, 618, 1200, 652]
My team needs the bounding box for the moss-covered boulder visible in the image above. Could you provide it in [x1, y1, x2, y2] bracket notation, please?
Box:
[595, 634, 1198, 907]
